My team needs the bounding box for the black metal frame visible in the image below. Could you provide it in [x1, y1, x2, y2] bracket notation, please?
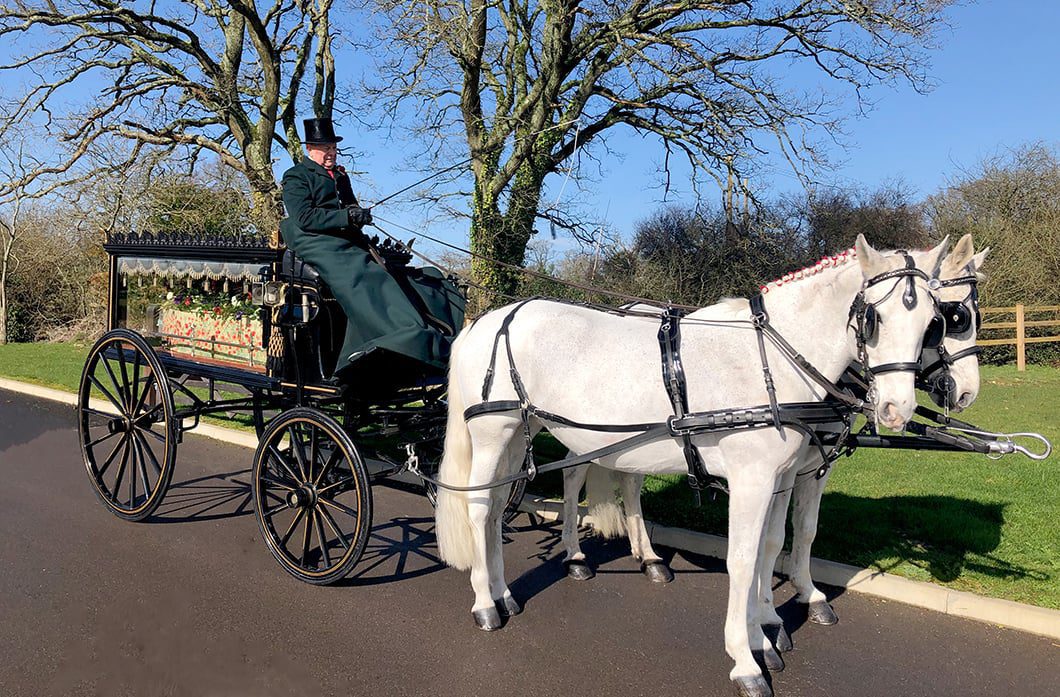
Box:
[99, 232, 453, 483]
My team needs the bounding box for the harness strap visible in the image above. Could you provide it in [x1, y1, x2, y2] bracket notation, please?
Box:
[657, 308, 724, 492]
[750, 294, 783, 432]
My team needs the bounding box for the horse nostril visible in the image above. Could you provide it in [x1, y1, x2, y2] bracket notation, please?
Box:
[957, 392, 974, 409]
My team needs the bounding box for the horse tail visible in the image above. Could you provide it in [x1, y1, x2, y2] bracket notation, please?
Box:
[435, 336, 477, 571]
[586, 464, 626, 539]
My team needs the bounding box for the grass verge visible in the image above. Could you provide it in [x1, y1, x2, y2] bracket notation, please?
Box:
[1, 341, 1057, 608]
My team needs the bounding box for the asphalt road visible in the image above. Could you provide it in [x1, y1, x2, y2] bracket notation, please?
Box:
[1, 388, 1057, 697]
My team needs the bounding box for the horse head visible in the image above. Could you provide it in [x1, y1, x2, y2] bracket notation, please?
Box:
[852, 234, 950, 431]
[918, 234, 989, 412]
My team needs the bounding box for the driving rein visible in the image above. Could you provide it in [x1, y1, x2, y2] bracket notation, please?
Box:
[415, 256, 941, 494]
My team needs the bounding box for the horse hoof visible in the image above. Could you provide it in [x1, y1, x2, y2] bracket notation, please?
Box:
[753, 647, 785, 672]
[732, 675, 773, 697]
[565, 560, 595, 581]
[472, 606, 503, 631]
[807, 600, 839, 626]
[496, 595, 522, 617]
[642, 561, 674, 584]
[764, 623, 793, 653]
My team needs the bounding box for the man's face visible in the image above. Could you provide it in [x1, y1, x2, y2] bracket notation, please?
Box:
[307, 143, 337, 169]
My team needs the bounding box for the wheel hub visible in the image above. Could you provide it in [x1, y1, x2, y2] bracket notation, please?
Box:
[287, 485, 317, 508]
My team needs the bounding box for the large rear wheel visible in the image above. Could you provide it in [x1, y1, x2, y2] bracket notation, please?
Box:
[78, 329, 177, 521]
[253, 408, 372, 584]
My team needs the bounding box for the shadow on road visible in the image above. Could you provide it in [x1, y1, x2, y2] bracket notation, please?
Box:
[152, 469, 254, 523]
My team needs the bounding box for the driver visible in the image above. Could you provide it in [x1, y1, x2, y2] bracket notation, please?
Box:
[279, 118, 459, 383]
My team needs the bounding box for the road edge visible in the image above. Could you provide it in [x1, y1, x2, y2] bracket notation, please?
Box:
[4, 376, 1057, 641]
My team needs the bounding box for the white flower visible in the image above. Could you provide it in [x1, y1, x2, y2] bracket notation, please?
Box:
[166, 292, 174, 300]
[231, 295, 240, 306]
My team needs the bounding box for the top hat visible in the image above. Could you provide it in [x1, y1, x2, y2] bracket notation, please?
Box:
[303, 117, 343, 144]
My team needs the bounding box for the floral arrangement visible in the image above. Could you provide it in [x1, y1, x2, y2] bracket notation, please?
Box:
[165, 288, 257, 321]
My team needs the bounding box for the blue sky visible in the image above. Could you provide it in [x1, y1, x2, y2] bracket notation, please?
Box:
[343, 0, 1060, 254]
[1, 2, 1057, 256]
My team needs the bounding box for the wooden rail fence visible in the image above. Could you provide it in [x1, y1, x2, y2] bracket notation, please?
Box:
[978, 304, 1060, 371]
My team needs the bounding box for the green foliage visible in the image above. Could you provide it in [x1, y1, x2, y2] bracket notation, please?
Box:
[928, 144, 1060, 365]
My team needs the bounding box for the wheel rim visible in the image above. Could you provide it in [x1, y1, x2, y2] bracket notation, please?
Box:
[79, 333, 174, 518]
[255, 415, 369, 580]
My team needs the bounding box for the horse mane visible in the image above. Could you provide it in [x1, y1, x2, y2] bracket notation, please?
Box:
[758, 248, 857, 294]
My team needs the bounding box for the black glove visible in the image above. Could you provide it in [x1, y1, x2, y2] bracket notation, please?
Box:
[347, 205, 373, 227]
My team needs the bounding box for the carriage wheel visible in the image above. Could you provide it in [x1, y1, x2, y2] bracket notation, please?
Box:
[78, 329, 177, 522]
[253, 408, 372, 585]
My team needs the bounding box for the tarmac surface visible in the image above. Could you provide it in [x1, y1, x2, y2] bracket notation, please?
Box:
[1, 388, 1057, 697]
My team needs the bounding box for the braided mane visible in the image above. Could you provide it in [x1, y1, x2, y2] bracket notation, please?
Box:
[759, 248, 857, 293]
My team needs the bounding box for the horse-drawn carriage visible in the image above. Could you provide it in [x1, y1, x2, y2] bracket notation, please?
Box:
[77, 230, 522, 584]
[78, 230, 1051, 697]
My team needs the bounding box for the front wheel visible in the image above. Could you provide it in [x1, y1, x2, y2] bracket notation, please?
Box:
[253, 408, 372, 584]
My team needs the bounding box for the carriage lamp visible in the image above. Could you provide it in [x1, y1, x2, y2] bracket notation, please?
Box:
[253, 281, 283, 306]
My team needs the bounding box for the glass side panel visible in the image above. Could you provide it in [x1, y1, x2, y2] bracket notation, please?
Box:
[116, 256, 267, 370]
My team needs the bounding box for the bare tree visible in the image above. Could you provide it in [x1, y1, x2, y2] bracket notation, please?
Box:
[0, 139, 74, 344]
[0, 0, 342, 228]
[367, 0, 952, 304]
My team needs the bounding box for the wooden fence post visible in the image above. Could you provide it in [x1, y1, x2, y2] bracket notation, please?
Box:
[1016, 303, 1026, 372]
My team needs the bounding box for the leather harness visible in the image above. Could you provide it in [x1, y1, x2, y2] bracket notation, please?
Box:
[434, 260, 941, 495]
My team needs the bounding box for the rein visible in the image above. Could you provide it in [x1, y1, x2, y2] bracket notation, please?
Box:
[438, 256, 936, 496]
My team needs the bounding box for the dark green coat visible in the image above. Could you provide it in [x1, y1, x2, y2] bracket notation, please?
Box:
[279, 157, 462, 374]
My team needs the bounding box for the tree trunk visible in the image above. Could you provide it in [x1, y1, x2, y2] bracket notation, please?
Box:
[468, 144, 552, 315]
[0, 264, 8, 345]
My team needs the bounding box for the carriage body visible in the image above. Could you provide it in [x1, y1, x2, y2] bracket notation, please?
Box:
[80, 231, 520, 585]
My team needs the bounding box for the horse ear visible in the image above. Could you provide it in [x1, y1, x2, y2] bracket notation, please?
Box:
[855, 234, 886, 276]
[942, 234, 974, 275]
[970, 246, 990, 274]
[921, 235, 950, 277]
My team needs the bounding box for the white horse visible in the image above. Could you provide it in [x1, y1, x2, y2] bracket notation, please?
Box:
[435, 235, 948, 697]
[559, 235, 989, 661]
[768, 234, 989, 639]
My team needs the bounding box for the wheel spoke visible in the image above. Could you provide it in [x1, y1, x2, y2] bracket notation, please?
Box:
[139, 425, 166, 444]
[262, 501, 290, 519]
[279, 507, 307, 547]
[300, 507, 314, 567]
[88, 373, 126, 415]
[97, 432, 128, 478]
[132, 429, 163, 474]
[116, 345, 132, 410]
[313, 509, 332, 568]
[131, 373, 157, 421]
[86, 429, 121, 449]
[84, 406, 122, 421]
[312, 447, 342, 487]
[288, 425, 309, 481]
[319, 496, 358, 519]
[131, 432, 155, 493]
[130, 350, 142, 415]
[266, 445, 302, 484]
[308, 426, 318, 483]
[112, 438, 131, 502]
[98, 354, 128, 413]
[317, 476, 355, 495]
[260, 474, 295, 491]
[128, 431, 140, 505]
[133, 402, 164, 428]
[317, 504, 350, 551]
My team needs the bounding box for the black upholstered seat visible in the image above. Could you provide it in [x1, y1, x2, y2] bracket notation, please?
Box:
[280, 249, 323, 286]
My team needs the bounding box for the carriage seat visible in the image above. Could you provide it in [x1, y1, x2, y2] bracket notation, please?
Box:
[279, 249, 325, 288]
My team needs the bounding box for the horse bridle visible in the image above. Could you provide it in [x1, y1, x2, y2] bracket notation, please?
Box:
[849, 252, 943, 378]
[917, 273, 983, 399]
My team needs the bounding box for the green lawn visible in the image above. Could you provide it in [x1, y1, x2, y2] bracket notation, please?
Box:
[1, 341, 1057, 608]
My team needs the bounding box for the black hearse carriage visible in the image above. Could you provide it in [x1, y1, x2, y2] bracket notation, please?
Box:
[79, 231, 524, 584]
